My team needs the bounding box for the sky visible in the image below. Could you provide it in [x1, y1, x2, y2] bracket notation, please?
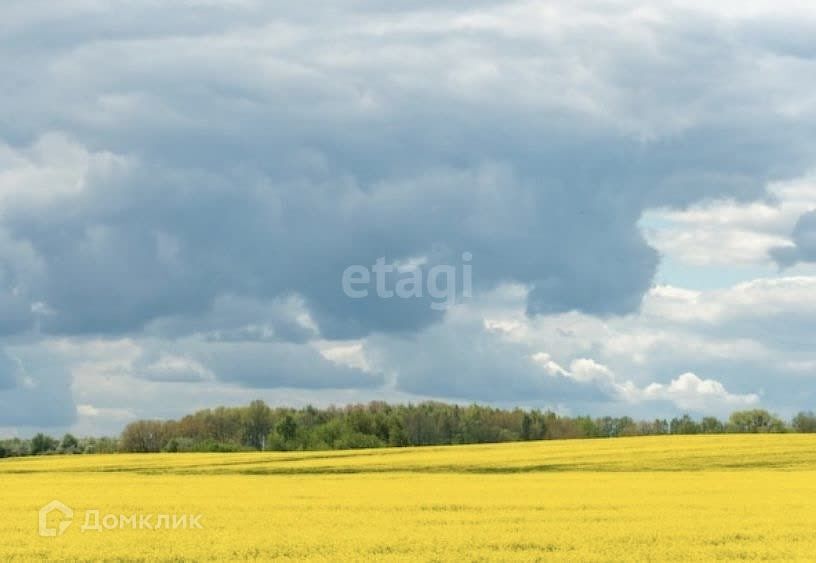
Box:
[2, 0, 816, 436]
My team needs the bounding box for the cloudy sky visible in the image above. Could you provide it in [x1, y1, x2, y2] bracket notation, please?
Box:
[3, 0, 816, 436]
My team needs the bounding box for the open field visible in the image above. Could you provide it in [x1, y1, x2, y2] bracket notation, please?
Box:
[3, 434, 816, 561]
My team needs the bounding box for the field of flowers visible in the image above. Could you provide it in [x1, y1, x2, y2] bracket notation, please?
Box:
[2, 434, 816, 560]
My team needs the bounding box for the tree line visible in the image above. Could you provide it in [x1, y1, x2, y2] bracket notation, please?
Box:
[4, 401, 816, 457]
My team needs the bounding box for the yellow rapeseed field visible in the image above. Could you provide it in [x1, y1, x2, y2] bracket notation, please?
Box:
[2, 434, 816, 561]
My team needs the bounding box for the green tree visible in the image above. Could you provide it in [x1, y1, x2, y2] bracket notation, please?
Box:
[60, 433, 79, 452]
[243, 400, 272, 450]
[728, 409, 785, 433]
[792, 411, 816, 433]
[30, 433, 57, 455]
[276, 415, 297, 443]
[521, 413, 533, 440]
[670, 415, 700, 434]
[700, 417, 724, 434]
[120, 420, 168, 452]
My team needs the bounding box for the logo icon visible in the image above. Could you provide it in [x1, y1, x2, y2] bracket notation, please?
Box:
[38, 500, 73, 537]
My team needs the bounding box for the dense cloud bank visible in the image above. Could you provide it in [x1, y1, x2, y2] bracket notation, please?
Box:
[2, 1, 816, 431]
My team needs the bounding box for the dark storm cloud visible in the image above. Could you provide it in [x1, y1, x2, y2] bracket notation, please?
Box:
[147, 295, 320, 344]
[1, 1, 816, 427]
[0, 348, 76, 427]
[4, 4, 815, 339]
[196, 341, 385, 389]
[0, 384, 76, 427]
[771, 210, 816, 267]
[0, 352, 16, 390]
[369, 320, 608, 402]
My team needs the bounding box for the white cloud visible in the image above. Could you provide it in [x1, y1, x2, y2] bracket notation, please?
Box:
[533, 353, 758, 412]
[0, 133, 130, 208]
[76, 404, 134, 420]
[483, 317, 529, 341]
[530, 352, 569, 376]
[642, 176, 816, 267]
[640, 372, 759, 411]
[567, 358, 616, 385]
[315, 340, 373, 373]
[140, 355, 215, 383]
[643, 277, 816, 324]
